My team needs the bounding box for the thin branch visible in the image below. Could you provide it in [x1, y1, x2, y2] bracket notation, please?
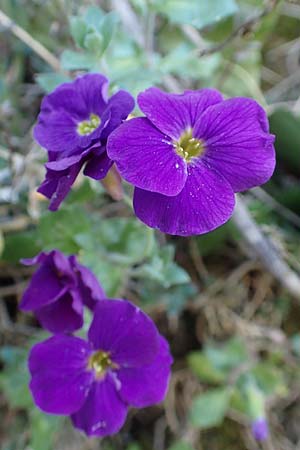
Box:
[196, 0, 279, 57]
[266, 68, 300, 102]
[232, 195, 300, 301]
[0, 8, 61, 72]
[110, 0, 144, 47]
[0, 215, 31, 233]
[251, 187, 300, 229]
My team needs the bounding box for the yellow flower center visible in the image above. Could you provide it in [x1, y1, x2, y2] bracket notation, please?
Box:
[77, 113, 101, 136]
[88, 350, 113, 378]
[175, 128, 205, 162]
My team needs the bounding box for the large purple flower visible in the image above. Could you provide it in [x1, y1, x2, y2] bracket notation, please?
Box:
[107, 87, 275, 236]
[20, 250, 105, 333]
[29, 299, 173, 437]
[34, 73, 134, 210]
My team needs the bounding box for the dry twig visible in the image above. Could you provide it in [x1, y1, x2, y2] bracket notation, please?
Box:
[232, 195, 300, 301]
[196, 0, 279, 56]
[0, 9, 61, 72]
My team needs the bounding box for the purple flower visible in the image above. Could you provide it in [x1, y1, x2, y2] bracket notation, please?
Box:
[29, 299, 173, 437]
[107, 87, 275, 236]
[20, 250, 105, 333]
[251, 418, 269, 441]
[34, 73, 134, 210]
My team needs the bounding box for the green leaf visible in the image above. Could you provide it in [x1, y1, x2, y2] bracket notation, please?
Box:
[84, 6, 105, 29]
[188, 351, 226, 384]
[0, 346, 31, 408]
[36, 73, 71, 92]
[126, 444, 142, 450]
[75, 217, 156, 296]
[269, 109, 300, 175]
[153, 0, 238, 30]
[160, 43, 220, 79]
[291, 333, 300, 357]
[99, 12, 119, 53]
[29, 410, 61, 450]
[60, 50, 97, 70]
[84, 32, 104, 54]
[0, 230, 4, 257]
[189, 388, 231, 428]
[205, 337, 248, 373]
[70, 16, 88, 48]
[37, 206, 92, 254]
[134, 245, 190, 288]
[79, 253, 127, 297]
[2, 230, 41, 263]
[76, 217, 155, 266]
[251, 363, 287, 397]
[169, 442, 195, 450]
[196, 221, 234, 256]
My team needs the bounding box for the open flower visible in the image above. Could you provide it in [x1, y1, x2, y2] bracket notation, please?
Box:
[107, 87, 275, 236]
[34, 73, 134, 210]
[20, 250, 105, 333]
[29, 299, 173, 437]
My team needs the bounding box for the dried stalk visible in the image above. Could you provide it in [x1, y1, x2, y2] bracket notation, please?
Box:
[232, 195, 300, 301]
[0, 8, 61, 72]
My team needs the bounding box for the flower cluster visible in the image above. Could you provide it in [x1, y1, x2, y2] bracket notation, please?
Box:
[34, 73, 275, 236]
[34, 74, 134, 210]
[21, 250, 172, 437]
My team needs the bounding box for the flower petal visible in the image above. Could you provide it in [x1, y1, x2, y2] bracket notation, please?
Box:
[38, 158, 83, 211]
[133, 162, 235, 236]
[107, 117, 187, 196]
[29, 335, 93, 414]
[83, 149, 113, 180]
[138, 87, 223, 139]
[70, 257, 105, 310]
[35, 291, 83, 333]
[20, 251, 74, 311]
[75, 73, 109, 115]
[194, 98, 276, 192]
[88, 299, 159, 367]
[71, 375, 128, 437]
[101, 89, 135, 140]
[118, 336, 172, 408]
[34, 110, 80, 153]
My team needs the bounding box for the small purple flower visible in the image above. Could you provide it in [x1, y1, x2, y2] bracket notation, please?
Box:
[34, 73, 134, 210]
[29, 299, 173, 437]
[251, 418, 269, 441]
[20, 250, 105, 333]
[107, 87, 275, 236]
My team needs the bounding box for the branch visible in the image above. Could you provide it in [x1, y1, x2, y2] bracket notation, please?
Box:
[110, 0, 144, 47]
[196, 0, 279, 57]
[0, 8, 61, 72]
[232, 195, 300, 301]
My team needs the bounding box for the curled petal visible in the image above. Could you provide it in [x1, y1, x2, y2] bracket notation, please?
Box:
[20, 251, 74, 310]
[35, 291, 83, 333]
